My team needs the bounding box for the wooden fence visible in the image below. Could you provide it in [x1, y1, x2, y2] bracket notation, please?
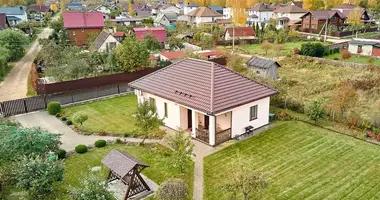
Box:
[0, 84, 133, 117]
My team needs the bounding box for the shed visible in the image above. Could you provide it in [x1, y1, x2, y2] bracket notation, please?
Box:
[246, 56, 281, 80]
[89, 31, 120, 53]
[102, 149, 151, 200]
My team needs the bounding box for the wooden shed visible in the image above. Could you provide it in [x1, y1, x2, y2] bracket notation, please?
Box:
[246, 56, 281, 80]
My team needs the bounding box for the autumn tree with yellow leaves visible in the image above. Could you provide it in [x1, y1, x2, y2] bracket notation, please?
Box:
[348, 7, 363, 37]
[226, 0, 247, 26]
[343, 0, 360, 5]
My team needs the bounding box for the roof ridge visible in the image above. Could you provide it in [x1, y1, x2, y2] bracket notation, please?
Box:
[210, 62, 215, 113]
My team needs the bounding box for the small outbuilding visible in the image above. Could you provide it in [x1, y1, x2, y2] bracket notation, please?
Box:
[102, 149, 152, 200]
[348, 38, 380, 57]
[89, 31, 120, 53]
[246, 56, 281, 80]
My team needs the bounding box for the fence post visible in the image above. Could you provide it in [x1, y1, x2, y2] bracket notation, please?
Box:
[0, 102, 3, 116]
[70, 90, 74, 103]
[117, 84, 120, 94]
[23, 99, 28, 113]
[43, 95, 47, 108]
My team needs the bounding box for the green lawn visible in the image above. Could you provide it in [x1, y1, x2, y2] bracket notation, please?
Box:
[54, 144, 193, 200]
[204, 121, 380, 200]
[62, 95, 138, 135]
[325, 53, 380, 66]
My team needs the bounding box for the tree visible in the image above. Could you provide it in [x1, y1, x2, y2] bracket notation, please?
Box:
[70, 173, 113, 200]
[330, 82, 358, 120]
[128, 0, 135, 16]
[156, 178, 188, 200]
[87, 32, 99, 45]
[72, 112, 88, 126]
[141, 18, 154, 26]
[144, 34, 161, 52]
[348, 7, 363, 37]
[0, 29, 29, 61]
[303, 0, 314, 10]
[135, 100, 163, 145]
[274, 43, 285, 56]
[168, 37, 184, 50]
[200, 35, 214, 49]
[221, 152, 269, 200]
[261, 40, 272, 55]
[14, 156, 64, 198]
[227, 54, 246, 73]
[115, 37, 150, 72]
[307, 99, 325, 124]
[168, 130, 194, 173]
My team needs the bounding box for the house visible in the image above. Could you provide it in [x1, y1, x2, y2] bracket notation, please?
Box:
[62, 12, 105, 46]
[89, 31, 120, 53]
[186, 7, 223, 25]
[184, 3, 199, 15]
[111, 17, 142, 26]
[133, 27, 167, 43]
[129, 58, 278, 146]
[159, 51, 185, 61]
[272, 5, 307, 29]
[208, 5, 223, 15]
[300, 10, 346, 33]
[290, 1, 303, 8]
[0, 7, 28, 25]
[332, 3, 371, 23]
[247, 3, 274, 27]
[196, 50, 224, 59]
[348, 39, 380, 57]
[27, 4, 50, 17]
[113, 31, 126, 42]
[224, 27, 256, 41]
[152, 4, 180, 15]
[65, 2, 85, 11]
[223, 7, 232, 19]
[246, 56, 281, 80]
[92, 5, 111, 19]
[154, 12, 178, 26]
[135, 10, 152, 18]
[0, 13, 10, 30]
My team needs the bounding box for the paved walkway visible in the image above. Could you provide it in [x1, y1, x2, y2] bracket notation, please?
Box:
[11, 111, 160, 151]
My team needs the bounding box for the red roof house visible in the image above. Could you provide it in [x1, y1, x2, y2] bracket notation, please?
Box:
[62, 12, 105, 46]
[159, 51, 185, 61]
[113, 31, 126, 42]
[133, 27, 167, 43]
[224, 27, 256, 41]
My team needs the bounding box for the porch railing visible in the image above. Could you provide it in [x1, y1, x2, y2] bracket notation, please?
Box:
[196, 128, 209, 144]
[215, 128, 231, 145]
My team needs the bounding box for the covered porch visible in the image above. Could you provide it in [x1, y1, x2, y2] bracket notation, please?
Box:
[179, 106, 232, 146]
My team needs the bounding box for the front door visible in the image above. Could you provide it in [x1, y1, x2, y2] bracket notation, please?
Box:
[204, 115, 209, 130]
[187, 109, 192, 129]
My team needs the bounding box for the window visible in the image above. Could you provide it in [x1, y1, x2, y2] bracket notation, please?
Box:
[109, 42, 117, 50]
[81, 28, 84, 32]
[311, 24, 316, 29]
[357, 45, 363, 53]
[305, 24, 309, 28]
[72, 30, 76, 36]
[249, 105, 258, 121]
[149, 97, 156, 107]
[164, 102, 168, 118]
[306, 15, 310, 20]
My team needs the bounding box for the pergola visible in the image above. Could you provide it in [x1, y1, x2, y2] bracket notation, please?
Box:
[101, 150, 150, 200]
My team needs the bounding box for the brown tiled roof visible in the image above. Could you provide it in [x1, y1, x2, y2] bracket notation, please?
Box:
[101, 150, 148, 178]
[250, 3, 273, 12]
[129, 58, 278, 114]
[186, 6, 222, 17]
[274, 5, 307, 13]
[332, 3, 363, 10]
[226, 27, 256, 37]
[291, 1, 303, 8]
[301, 10, 347, 20]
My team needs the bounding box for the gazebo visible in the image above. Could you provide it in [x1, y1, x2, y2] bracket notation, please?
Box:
[102, 150, 151, 200]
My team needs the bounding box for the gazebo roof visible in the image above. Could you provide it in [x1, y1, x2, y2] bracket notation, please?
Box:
[102, 150, 148, 178]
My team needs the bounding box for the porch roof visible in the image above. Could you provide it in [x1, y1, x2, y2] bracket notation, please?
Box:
[129, 58, 278, 114]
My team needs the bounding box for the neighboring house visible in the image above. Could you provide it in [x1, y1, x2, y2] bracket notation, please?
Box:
[63, 12, 105, 46]
[196, 50, 224, 59]
[27, 4, 50, 17]
[133, 27, 167, 43]
[247, 3, 274, 27]
[135, 10, 152, 18]
[89, 31, 120, 53]
[186, 6, 223, 25]
[113, 31, 126, 42]
[65, 2, 85, 11]
[246, 56, 281, 80]
[154, 12, 178, 26]
[111, 17, 142, 26]
[290, 1, 303, 8]
[92, 5, 111, 19]
[348, 39, 380, 57]
[184, 3, 199, 15]
[159, 51, 185, 61]
[208, 5, 223, 15]
[0, 13, 10, 30]
[223, 7, 232, 19]
[224, 27, 256, 41]
[0, 7, 28, 26]
[152, 4, 180, 15]
[332, 3, 370, 23]
[272, 5, 307, 29]
[129, 58, 278, 146]
[300, 10, 346, 33]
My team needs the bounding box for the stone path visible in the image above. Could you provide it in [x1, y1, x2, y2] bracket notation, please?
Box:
[11, 111, 160, 151]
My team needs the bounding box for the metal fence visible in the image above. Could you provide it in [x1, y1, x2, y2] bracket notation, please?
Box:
[0, 84, 133, 117]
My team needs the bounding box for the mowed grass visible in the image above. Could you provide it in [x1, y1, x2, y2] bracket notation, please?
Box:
[325, 53, 380, 66]
[204, 121, 380, 200]
[54, 144, 194, 200]
[62, 95, 137, 135]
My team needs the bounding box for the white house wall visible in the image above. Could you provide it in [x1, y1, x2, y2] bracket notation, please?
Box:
[348, 43, 373, 56]
[98, 36, 120, 52]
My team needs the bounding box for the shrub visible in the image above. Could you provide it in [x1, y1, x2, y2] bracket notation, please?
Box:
[94, 140, 106, 148]
[115, 138, 123, 144]
[70, 174, 113, 200]
[56, 149, 66, 159]
[75, 145, 88, 154]
[61, 116, 67, 121]
[47, 101, 61, 115]
[72, 112, 88, 126]
[300, 42, 325, 57]
[293, 47, 300, 55]
[66, 120, 72, 125]
[55, 113, 61, 118]
[156, 178, 188, 200]
[340, 49, 351, 60]
[277, 110, 293, 121]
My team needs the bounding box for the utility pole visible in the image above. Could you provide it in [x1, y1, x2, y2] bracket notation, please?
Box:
[232, 23, 235, 54]
[324, 18, 328, 42]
